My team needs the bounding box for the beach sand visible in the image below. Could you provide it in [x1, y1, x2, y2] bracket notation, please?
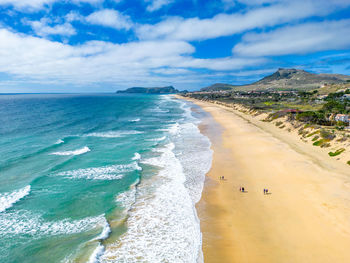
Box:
[179, 97, 350, 263]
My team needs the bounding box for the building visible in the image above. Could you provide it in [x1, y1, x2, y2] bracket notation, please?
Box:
[342, 94, 350, 100]
[334, 114, 350, 123]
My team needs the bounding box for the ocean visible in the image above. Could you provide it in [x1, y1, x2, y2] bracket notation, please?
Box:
[0, 94, 212, 263]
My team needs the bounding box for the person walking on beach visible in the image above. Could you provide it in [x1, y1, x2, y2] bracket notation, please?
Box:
[242, 187, 245, 192]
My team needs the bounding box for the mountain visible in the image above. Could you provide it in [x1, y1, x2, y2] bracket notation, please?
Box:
[200, 83, 236, 92]
[200, 68, 350, 92]
[117, 86, 179, 94]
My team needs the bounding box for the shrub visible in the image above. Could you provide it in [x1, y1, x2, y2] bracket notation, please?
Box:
[275, 121, 283, 126]
[313, 139, 330, 147]
[320, 129, 336, 140]
[312, 135, 319, 141]
[347, 161, 350, 165]
[307, 130, 320, 137]
[328, 148, 345, 157]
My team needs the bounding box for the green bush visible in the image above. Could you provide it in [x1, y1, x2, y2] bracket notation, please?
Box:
[313, 139, 330, 147]
[347, 161, 350, 165]
[320, 129, 336, 140]
[328, 148, 345, 157]
[307, 130, 319, 137]
[312, 135, 319, 141]
[275, 121, 283, 126]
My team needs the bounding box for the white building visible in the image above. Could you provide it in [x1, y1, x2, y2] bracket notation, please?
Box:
[335, 114, 350, 123]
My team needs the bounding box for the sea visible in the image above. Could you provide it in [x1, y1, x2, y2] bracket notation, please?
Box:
[0, 93, 212, 263]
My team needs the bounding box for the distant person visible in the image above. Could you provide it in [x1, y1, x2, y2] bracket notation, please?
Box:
[266, 189, 269, 194]
[239, 187, 242, 192]
[263, 189, 266, 194]
[242, 187, 245, 192]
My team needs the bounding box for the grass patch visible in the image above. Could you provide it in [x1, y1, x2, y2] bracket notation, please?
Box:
[307, 130, 320, 138]
[312, 135, 319, 141]
[347, 161, 350, 165]
[313, 138, 330, 147]
[275, 121, 283, 126]
[320, 129, 336, 140]
[328, 148, 345, 157]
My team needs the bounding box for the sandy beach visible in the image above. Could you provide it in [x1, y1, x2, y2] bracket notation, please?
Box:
[179, 96, 350, 263]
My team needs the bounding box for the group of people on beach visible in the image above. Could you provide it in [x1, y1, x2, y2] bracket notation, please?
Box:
[220, 177, 270, 195]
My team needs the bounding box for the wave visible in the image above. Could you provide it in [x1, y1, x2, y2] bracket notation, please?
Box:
[56, 162, 141, 180]
[55, 139, 64, 145]
[0, 211, 107, 237]
[50, 146, 90, 156]
[102, 97, 213, 263]
[131, 152, 141, 160]
[129, 118, 140, 122]
[87, 243, 105, 263]
[0, 185, 31, 213]
[102, 141, 201, 262]
[115, 184, 137, 210]
[94, 216, 111, 241]
[146, 136, 166, 142]
[83, 131, 143, 138]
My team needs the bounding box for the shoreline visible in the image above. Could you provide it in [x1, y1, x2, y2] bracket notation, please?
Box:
[177, 95, 350, 263]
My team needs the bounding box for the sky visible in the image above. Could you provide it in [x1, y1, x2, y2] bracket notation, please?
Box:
[0, 0, 349, 92]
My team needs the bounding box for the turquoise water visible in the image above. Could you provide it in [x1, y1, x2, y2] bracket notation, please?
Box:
[0, 94, 212, 262]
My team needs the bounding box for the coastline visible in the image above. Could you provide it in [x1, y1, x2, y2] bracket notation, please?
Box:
[176, 95, 350, 263]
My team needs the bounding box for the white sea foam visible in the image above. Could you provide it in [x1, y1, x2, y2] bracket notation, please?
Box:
[102, 140, 209, 263]
[0, 211, 107, 237]
[101, 97, 212, 263]
[84, 131, 143, 138]
[0, 185, 31, 213]
[129, 118, 140, 122]
[55, 139, 64, 144]
[50, 146, 90, 156]
[57, 162, 141, 180]
[87, 243, 105, 263]
[94, 217, 111, 241]
[115, 185, 137, 209]
[146, 136, 166, 142]
[131, 152, 141, 160]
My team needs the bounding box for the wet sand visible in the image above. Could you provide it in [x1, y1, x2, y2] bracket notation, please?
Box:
[182, 97, 350, 263]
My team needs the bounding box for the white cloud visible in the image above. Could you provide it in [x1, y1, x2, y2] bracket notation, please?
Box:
[85, 9, 133, 30]
[145, 0, 174, 12]
[26, 18, 76, 37]
[233, 19, 350, 56]
[136, 1, 320, 41]
[136, 0, 350, 41]
[0, 28, 266, 89]
[0, 0, 55, 10]
[0, 0, 103, 11]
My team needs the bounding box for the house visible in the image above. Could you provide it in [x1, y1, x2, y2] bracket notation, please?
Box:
[342, 94, 350, 100]
[334, 114, 350, 123]
[317, 95, 328, 100]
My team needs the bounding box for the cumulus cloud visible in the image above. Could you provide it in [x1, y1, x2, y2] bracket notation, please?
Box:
[0, 27, 267, 88]
[85, 9, 133, 30]
[145, 0, 174, 12]
[26, 18, 76, 37]
[0, 0, 55, 10]
[233, 19, 350, 56]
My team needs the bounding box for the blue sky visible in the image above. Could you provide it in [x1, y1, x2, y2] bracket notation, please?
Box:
[0, 0, 349, 92]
